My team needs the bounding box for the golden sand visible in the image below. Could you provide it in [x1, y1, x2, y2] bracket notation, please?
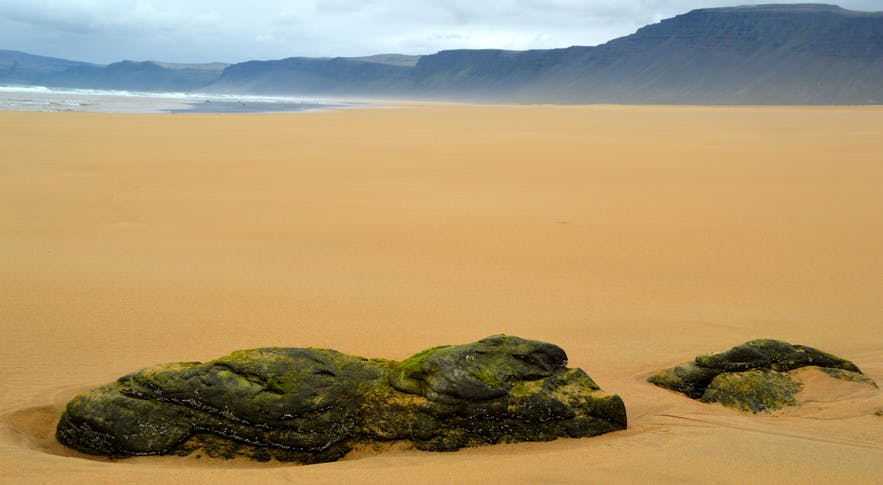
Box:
[1, 105, 881, 483]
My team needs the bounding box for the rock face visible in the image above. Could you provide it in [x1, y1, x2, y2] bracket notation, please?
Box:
[648, 339, 876, 413]
[57, 335, 627, 463]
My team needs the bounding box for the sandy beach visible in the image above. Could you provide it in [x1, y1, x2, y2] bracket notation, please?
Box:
[1, 105, 881, 484]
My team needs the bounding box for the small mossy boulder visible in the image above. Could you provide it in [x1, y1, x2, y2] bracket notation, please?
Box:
[648, 339, 874, 413]
[57, 335, 627, 463]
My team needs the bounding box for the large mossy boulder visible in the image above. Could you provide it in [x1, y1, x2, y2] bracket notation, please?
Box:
[648, 339, 875, 413]
[57, 335, 627, 463]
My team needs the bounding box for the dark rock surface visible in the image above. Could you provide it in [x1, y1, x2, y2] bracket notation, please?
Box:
[57, 335, 627, 463]
[648, 339, 875, 413]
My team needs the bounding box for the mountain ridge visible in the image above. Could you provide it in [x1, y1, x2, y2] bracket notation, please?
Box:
[2, 4, 881, 104]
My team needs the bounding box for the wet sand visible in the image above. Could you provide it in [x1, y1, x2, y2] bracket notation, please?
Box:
[1, 105, 881, 483]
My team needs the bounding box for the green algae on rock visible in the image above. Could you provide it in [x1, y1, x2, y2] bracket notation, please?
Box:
[648, 339, 875, 413]
[57, 335, 627, 463]
[700, 369, 802, 413]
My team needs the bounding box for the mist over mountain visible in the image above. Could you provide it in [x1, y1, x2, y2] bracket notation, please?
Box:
[0, 51, 228, 92]
[0, 50, 95, 85]
[2, 4, 881, 104]
[211, 56, 414, 95]
[43, 61, 228, 92]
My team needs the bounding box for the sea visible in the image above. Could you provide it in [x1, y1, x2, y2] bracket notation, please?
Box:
[0, 85, 359, 114]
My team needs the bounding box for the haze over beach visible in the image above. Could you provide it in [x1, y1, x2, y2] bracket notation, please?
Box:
[1, 2, 883, 485]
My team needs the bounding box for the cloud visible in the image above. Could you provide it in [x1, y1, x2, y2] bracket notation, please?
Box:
[0, 0, 880, 64]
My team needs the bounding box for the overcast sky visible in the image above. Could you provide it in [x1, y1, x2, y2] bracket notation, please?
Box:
[1, 1, 880, 64]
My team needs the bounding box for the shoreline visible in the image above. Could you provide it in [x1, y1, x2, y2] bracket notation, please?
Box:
[3, 86, 883, 115]
[0, 85, 370, 114]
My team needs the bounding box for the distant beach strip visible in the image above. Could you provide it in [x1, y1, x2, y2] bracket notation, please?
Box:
[0, 85, 358, 113]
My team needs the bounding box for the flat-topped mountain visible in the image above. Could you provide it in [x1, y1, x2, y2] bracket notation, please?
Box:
[2, 4, 881, 104]
[409, 3, 883, 103]
[703, 3, 855, 13]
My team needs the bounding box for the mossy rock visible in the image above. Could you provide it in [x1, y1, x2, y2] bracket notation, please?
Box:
[647, 339, 874, 414]
[700, 369, 802, 413]
[57, 335, 627, 463]
[818, 368, 878, 387]
[646, 362, 720, 399]
[694, 339, 860, 373]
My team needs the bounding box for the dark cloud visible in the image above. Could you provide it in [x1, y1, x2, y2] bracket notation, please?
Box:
[0, 1, 879, 64]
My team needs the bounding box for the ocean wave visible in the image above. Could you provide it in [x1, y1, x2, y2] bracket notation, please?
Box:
[0, 85, 343, 104]
[0, 85, 357, 113]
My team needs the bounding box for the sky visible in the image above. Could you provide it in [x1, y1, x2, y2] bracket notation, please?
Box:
[1, 0, 881, 64]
